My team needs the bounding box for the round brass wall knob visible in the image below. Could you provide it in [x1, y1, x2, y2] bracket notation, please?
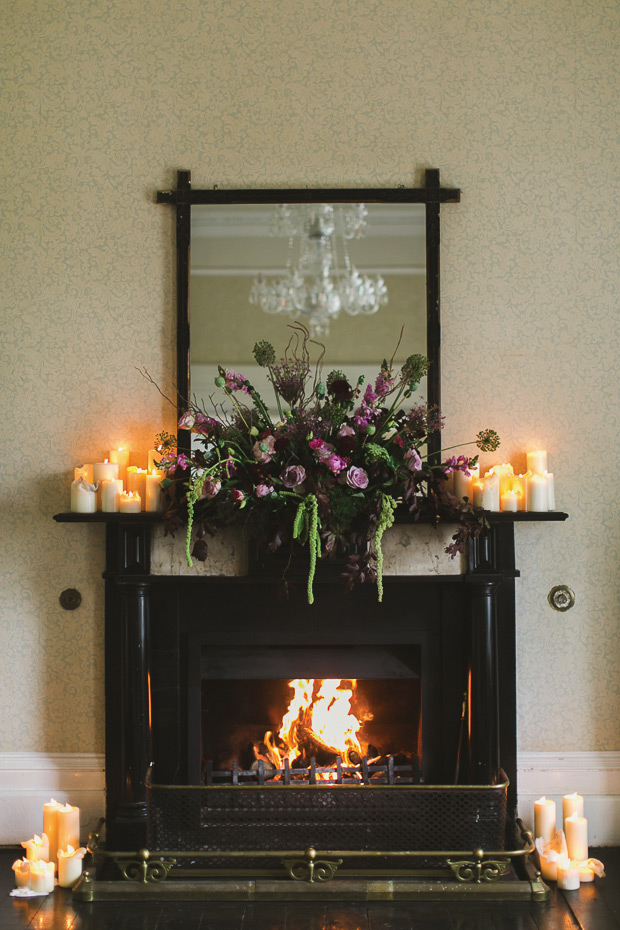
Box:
[548, 585, 575, 612]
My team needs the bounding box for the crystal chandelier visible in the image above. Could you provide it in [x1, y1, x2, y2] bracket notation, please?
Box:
[249, 204, 388, 338]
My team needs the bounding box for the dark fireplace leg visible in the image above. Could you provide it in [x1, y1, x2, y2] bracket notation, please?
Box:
[466, 577, 500, 784]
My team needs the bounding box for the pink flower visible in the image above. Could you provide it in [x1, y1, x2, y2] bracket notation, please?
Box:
[326, 454, 347, 475]
[253, 435, 276, 463]
[178, 411, 195, 430]
[405, 448, 423, 472]
[255, 483, 274, 498]
[345, 466, 369, 490]
[200, 476, 221, 500]
[311, 440, 335, 461]
[337, 425, 355, 438]
[280, 465, 306, 488]
[230, 489, 245, 505]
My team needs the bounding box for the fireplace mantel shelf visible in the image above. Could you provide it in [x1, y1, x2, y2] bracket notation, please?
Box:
[53, 510, 569, 523]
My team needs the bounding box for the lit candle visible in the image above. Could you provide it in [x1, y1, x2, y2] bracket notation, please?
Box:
[534, 796, 556, 845]
[577, 858, 605, 883]
[510, 474, 527, 511]
[148, 446, 163, 472]
[74, 464, 94, 484]
[526, 473, 548, 511]
[110, 447, 130, 486]
[480, 472, 500, 511]
[126, 466, 147, 509]
[472, 480, 484, 508]
[93, 460, 119, 510]
[527, 450, 548, 474]
[21, 833, 49, 863]
[565, 811, 588, 861]
[557, 859, 580, 890]
[70, 478, 97, 513]
[56, 803, 80, 852]
[101, 478, 124, 513]
[500, 489, 519, 512]
[545, 471, 556, 510]
[43, 798, 63, 864]
[454, 463, 480, 503]
[145, 470, 165, 512]
[563, 792, 584, 824]
[57, 845, 86, 888]
[488, 463, 514, 496]
[120, 491, 142, 514]
[27, 860, 55, 894]
[538, 850, 559, 882]
[12, 858, 31, 888]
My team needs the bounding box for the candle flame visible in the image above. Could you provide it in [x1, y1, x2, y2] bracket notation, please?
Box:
[566, 811, 581, 821]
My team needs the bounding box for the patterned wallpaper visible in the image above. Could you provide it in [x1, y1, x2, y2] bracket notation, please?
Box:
[1, 0, 619, 755]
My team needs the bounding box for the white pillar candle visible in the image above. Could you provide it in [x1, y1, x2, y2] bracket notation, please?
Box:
[74, 464, 94, 484]
[126, 467, 147, 509]
[557, 859, 580, 890]
[500, 490, 519, 512]
[545, 471, 556, 510]
[57, 845, 86, 888]
[145, 470, 165, 512]
[481, 472, 500, 511]
[43, 798, 63, 864]
[57, 803, 80, 852]
[101, 478, 124, 513]
[526, 473, 548, 511]
[110, 447, 130, 486]
[563, 792, 584, 824]
[120, 491, 142, 513]
[527, 450, 548, 474]
[93, 460, 119, 510]
[578, 862, 595, 882]
[472, 480, 484, 508]
[538, 852, 559, 882]
[454, 464, 480, 503]
[565, 811, 588, 861]
[148, 446, 163, 472]
[510, 474, 527, 511]
[70, 478, 97, 513]
[534, 796, 556, 845]
[27, 860, 55, 894]
[12, 858, 31, 888]
[21, 833, 49, 863]
[488, 463, 514, 496]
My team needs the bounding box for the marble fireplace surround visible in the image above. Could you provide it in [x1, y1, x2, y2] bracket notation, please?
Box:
[54, 510, 567, 852]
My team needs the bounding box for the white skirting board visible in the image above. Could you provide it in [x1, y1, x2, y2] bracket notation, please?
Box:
[1, 751, 619, 846]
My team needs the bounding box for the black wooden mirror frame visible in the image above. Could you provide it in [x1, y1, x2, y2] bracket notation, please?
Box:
[157, 169, 460, 456]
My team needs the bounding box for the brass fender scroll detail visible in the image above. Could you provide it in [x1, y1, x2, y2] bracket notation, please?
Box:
[113, 849, 177, 884]
[447, 849, 509, 884]
[283, 846, 343, 883]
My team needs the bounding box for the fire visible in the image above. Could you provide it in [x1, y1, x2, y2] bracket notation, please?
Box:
[263, 679, 364, 771]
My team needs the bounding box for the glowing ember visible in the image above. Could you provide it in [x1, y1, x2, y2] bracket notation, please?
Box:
[263, 679, 364, 771]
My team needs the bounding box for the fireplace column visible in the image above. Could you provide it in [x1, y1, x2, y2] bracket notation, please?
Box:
[465, 575, 501, 785]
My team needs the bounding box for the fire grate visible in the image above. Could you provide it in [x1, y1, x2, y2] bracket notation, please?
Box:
[203, 754, 420, 786]
[146, 767, 508, 865]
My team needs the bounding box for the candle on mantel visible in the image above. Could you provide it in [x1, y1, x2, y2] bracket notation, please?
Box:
[488, 463, 514, 496]
[126, 466, 147, 509]
[43, 798, 63, 864]
[74, 464, 94, 484]
[480, 472, 500, 511]
[27, 860, 55, 894]
[472, 480, 484, 509]
[56, 803, 80, 853]
[557, 859, 580, 890]
[120, 491, 141, 514]
[527, 450, 548, 475]
[500, 489, 520, 513]
[12, 858, 31, 888]
[57, 845, 86, 888]
[510, 474, 527, 511]
[565, 811, 588, 861]
[148, 446, 163, 472]
[101, 478, 124, 513]
[526, 473, 548, 512]
[21, 833, 49, 863]
[93, 460, 119, 510]
[563, 792, 584, 824]
[454, 463, 480, 503]
[110, 447, 130, 486]
[145, 470, 165, 512]
[534, 796, 556, 845]
[545, 471, 556, 510]
[70, 478, 97, 514]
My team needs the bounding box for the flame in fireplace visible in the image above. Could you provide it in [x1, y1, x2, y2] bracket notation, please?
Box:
[263, 679, 364, 770]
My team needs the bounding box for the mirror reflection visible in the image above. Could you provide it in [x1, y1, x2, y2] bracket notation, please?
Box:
[190, 203, 427, 410]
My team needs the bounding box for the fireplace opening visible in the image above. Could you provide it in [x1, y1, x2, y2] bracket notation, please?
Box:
[199, 645, 423, 785]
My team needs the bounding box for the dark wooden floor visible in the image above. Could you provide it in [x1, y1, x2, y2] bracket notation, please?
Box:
[1, 848, 618, 930]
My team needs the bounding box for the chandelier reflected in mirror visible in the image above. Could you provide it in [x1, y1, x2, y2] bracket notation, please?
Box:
[249, 204, 388, 338]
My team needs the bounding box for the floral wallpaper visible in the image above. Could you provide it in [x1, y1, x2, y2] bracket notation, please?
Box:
[1, 0, 619, 755]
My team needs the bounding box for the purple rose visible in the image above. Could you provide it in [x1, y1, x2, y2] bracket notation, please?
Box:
[255, 483, 274, 498]
[405, 448, 423, 472]
[346, 466, 369, 490]
[253, 435, 276, 463]
[311, 439, 335, 461]
[326, 454, 347, 475]
[280, 465, 306, 488]
[200, 476, 221, 500]
[178, 411, 195, 430]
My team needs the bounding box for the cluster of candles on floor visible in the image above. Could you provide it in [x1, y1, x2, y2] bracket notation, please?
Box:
[70, 446, 164, 514]
[454, 450, 556, 512]
[534, 794, 605, 890]
[12, 800, 84, 892]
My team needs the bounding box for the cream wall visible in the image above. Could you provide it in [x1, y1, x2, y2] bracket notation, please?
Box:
[1, 0, 619, 762]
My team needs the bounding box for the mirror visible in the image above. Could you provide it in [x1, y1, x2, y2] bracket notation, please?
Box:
[156, 170, 460, 455]
[189, 202, 427, 412]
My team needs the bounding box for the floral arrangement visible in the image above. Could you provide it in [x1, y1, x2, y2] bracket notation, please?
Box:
[155, 324, 499, 604]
